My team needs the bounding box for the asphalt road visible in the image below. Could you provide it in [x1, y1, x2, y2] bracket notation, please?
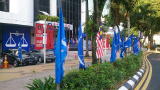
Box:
[147, 53, 160, 90]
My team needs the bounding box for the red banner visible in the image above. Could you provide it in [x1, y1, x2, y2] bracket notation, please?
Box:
[34, 23, 44, 50]
[46, 24, 55, 49]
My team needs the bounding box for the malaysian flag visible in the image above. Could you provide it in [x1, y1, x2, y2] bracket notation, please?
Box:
[96, 31, 104, 59]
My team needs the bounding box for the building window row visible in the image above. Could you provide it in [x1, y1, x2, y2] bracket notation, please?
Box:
[0, 0, 9, 12]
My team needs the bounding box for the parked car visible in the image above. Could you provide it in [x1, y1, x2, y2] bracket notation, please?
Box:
[0, 57, 3, 66]
[19, 50, 38, 65]
[1, 50, 38, 67]
[30, 49, 55, 63]
[1, 50, 20, 67]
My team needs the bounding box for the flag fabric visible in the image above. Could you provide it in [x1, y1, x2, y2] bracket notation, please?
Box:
[110, 30, 117, 62]
[124, 34, 133, 48]
[55, 8, 67, 84]
[96, 31, 104, 59]
[133, 36, 140, 55]
[120, 36, 125, 58]
[18, 39, 23, 60]
[116, 30, 121, 51]
[78, 25, 85, 69]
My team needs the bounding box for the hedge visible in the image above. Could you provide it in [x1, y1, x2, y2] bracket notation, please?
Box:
[27, 52, 142, 90]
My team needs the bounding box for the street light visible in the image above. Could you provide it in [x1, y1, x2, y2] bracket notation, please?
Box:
[39, 11, 50, 64]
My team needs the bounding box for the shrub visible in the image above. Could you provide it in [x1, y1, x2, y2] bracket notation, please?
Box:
[26, 76, 56, 90]
[61, 53, 142, 89]
[27, 52, 142, 90]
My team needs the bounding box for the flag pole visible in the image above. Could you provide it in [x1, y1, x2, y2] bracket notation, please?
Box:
[56, 84, 60, 90]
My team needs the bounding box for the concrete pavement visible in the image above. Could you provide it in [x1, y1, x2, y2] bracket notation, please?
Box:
[0, 51, 92, 90]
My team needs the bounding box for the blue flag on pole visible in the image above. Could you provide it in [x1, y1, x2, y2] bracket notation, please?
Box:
[120, 36, 125, 58]
[110, 30, 117, 63]
[116, 31, 121, 51]
[124, 34, 133, 48]
[78, 25, 85, 69]
[55, 8, 67, 84]
[18, 39, 22, 60]
[133, 37, 140, 55]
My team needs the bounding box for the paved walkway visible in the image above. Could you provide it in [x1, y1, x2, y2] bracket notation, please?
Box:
[0, 51, 92, 90]
[0, 50, 111, 90]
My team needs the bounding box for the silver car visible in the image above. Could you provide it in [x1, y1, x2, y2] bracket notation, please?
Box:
[30, 49, 55, 63]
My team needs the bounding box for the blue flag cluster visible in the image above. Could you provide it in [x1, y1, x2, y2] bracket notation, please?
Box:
[55, 8, 67, 84]
[78, 25, 85, 69]
[110, 29, 140, 62]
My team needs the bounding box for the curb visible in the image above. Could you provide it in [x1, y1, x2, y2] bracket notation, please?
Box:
[118, 62, 145, 90]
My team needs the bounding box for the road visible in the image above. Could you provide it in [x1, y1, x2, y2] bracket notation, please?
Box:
[147, 53, 160, 90]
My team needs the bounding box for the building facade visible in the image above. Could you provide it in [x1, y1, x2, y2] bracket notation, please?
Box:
[0, 0, 33, 52]
[0, 0, 81, 52]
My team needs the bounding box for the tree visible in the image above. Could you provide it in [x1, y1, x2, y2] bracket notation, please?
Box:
[85, 0, 90, 57]
[91, 0, 106, 64]
[131, 0, 160, 48]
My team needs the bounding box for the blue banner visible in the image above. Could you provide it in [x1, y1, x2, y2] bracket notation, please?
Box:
[133, 37, 140, 55]
[55, 8, 67, 84]
[78, 24, 85, 69]
[110, 30, 117, 63]
[2, 26, 31, 52]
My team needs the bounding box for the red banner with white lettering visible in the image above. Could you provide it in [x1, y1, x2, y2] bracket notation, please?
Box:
[34, 23, 44, 50]
[46, 24, 55, 49]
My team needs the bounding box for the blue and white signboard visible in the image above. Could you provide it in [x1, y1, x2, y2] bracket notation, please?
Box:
[2, 26, 31, 52]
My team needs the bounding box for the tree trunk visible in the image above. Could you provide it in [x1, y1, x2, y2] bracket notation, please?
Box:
[148, 34, 154, 50]
[127, 12, 131, 34]
[142, 36, 147, 47]
[92, 0, 99, 64]
[85, 0, 89, 57]
[91, 33, 98, 64]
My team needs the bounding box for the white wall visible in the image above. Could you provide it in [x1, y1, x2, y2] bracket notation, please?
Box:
[0, 0, 33, 26]
[144, 34, 160, 46]
[50, 0, 57, 16]
[81, 0, 86, 32]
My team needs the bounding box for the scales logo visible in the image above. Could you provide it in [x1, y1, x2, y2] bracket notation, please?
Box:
[5, 33, 28, 47]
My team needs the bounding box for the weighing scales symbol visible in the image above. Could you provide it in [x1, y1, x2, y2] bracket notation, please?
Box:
[5, 33, 28, 47]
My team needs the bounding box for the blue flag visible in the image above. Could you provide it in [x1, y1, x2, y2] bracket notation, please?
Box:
[110, 30, 117, 63]
[116, 31, 121, 51]
[120, 36, 125, 58]
[18, 39, 22, 60]
[124, 34, 133, 48]
[78, 25, 85, 69]
[55, 8, 67, 84]
[133, 37, 140, 55]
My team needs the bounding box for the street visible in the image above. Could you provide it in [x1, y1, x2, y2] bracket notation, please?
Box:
[147, 53, 160, 90]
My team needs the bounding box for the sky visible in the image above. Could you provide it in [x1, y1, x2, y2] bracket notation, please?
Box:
[81, 0, 110, 31]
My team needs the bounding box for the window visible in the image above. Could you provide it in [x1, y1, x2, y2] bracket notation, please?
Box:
[0, 0, 9, 12]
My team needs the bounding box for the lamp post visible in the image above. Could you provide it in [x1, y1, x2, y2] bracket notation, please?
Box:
[39, 11, 50, 64]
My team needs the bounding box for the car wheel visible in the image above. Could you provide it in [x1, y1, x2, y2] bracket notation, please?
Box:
[38, 57, 42, 63]
[13, 60, 18, 67]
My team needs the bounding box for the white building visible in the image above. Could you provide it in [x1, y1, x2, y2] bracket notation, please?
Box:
[0, 0, 57, 52]
[0, 0, 80, 52]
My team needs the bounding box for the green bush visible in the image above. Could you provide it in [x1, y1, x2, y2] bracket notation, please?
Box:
[26, 76, 56, 90]
[27, 52, 142, 90]
[61, 52, 142, 90]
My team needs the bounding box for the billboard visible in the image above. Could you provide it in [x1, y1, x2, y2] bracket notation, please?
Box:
[2, 26, 31, 52]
